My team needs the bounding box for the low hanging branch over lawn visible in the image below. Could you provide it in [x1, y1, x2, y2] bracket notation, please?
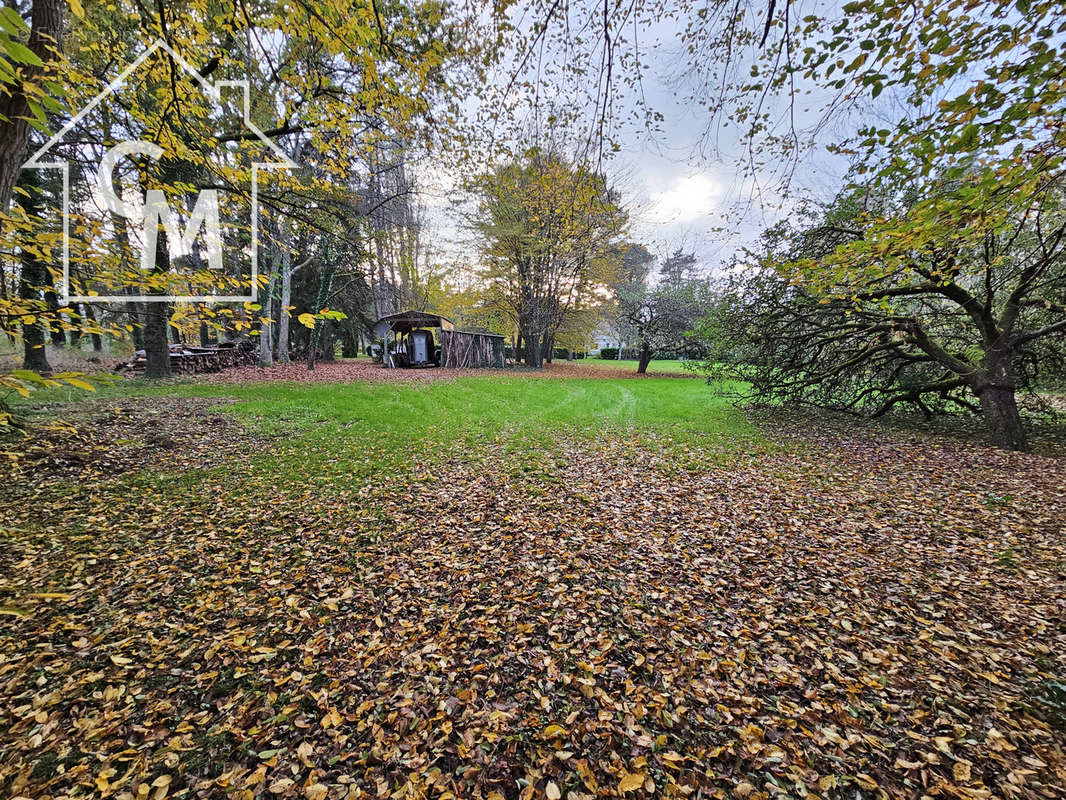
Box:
[697, 169, 1066, 452]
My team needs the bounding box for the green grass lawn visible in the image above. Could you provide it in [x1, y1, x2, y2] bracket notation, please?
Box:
[572, 357, 695, 374]
[6, 369, 761, 501]
[210, 375, 757, 477]
[12, 372, 757, 486]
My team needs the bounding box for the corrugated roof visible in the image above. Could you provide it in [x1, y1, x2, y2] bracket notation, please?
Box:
[374, 310, 455, 337]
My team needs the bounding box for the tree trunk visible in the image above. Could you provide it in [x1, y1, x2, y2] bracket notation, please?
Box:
[977, 385, 1028, 451]
[45, 287, 65, 346]
[17, 175, 50, 373]
[637, 339, 653, 374]
[0, 0, 64, 216]
[307, 257, 336, 371]
[276, 243, 293, 362]
[84, 303, 103, 351]
[259, 270, 277, 367]
[19, 268, 51, 373]
[143, 232, 171, 378]
[523, 329, 543, 368]
[69, 304, 83, 347]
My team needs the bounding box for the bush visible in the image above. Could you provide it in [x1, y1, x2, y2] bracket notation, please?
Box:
[553, 347, 585, 360]
[598, 347, 619, 360]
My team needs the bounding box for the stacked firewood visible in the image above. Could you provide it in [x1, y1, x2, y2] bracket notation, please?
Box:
[116, 340, 256, 375]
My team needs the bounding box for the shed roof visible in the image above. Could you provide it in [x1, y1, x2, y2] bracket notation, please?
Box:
[374, 310, 455, 338]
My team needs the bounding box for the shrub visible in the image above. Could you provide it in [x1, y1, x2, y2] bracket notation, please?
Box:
[598, 347, 619, 360]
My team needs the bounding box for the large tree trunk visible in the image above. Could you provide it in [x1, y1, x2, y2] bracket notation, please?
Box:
[143, 232, 171, 378]
[977, 385, 1028, 451]
[523, 329, 543, 368]
[637, 339, 653, 374]
[0, 0, 64, 216]
[320, 324, 335, 362]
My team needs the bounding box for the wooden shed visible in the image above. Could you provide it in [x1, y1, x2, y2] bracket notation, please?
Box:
[374, 310, 505, 369]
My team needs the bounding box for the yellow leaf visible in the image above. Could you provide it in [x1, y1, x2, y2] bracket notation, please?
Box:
[0, 606, 30, 617]
[152, 775, 172, 788]
[298, 313, 317, 329]
[618, 771, 645, 793]
[68, 0, 85, 17]
[62, 377, 96, 392]
[953, 761, 971, 784]
[542, 724, 567, 738]
[854, 773, 878, 790]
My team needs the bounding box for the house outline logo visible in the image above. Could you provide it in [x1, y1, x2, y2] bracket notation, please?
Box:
[23, 38, 297, 304]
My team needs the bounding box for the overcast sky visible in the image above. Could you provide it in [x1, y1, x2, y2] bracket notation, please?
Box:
[418, 2, 855, 281]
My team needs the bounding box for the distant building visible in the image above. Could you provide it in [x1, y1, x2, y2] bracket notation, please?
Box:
[590, 323, 623, 353]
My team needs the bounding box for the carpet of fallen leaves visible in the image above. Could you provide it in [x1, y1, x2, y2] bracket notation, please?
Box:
[190, 360, 693, 386]
[4, 399, 269, 481]
[2, 401, 1065, 800]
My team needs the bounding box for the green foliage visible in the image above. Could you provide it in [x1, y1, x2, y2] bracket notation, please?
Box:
[473, 146, 628, 366]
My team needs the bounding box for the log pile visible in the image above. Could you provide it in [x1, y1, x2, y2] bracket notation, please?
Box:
[117, 340, 257, 375]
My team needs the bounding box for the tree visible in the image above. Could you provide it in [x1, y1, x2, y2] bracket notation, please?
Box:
[620, 279, 708, 374]
[697, 178, 1066, 450]
[0, 0, 493, 384]
[658, 249, 697, 290]
[474, 147, 627, 367]
[0, 0, 64, 217]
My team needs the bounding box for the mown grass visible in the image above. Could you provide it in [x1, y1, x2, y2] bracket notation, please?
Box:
[189, 375, 759, 478]
[571, 357, 695, 374]
[12, 371, 762, 486]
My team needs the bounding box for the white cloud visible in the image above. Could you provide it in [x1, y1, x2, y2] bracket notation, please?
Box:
[646, 173, 724, 224]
